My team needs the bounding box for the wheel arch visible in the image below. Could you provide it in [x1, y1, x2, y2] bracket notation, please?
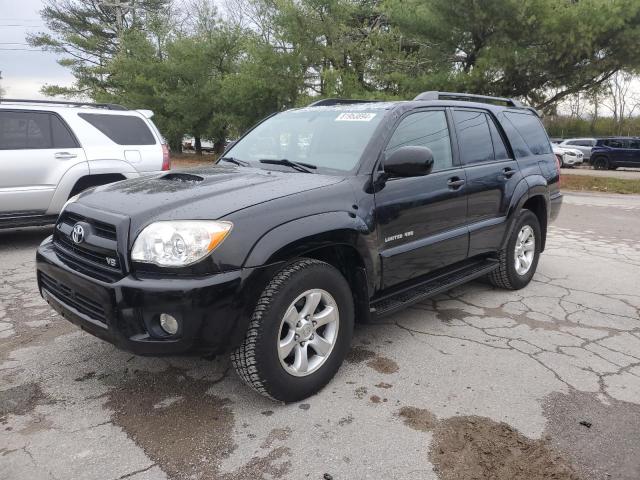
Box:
[503, 177, 549, 252]
[243, 212, 377, 323]
[69, 173, 128, 198]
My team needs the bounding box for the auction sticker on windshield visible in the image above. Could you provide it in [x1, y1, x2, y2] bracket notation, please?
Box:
[335, 112, 377, 122]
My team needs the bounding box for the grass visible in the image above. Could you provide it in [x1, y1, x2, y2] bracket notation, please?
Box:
[560, 174, 640, 194]
[170, 153, 217, 169]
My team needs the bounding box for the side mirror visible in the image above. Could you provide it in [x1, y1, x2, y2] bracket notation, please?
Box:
[383, 146, 434, 178]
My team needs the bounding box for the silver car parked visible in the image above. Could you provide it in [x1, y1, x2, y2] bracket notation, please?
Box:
[0, 99, 170, 228]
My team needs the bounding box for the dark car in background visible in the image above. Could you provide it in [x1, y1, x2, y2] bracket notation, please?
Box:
[591, 137, 640, 170]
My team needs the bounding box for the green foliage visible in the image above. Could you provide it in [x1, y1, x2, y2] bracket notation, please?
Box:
[544, 115, 640, 138]
[34, 0, 640, 144]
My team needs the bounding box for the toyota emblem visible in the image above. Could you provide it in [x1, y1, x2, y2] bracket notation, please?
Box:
[71, 224, 85, 244]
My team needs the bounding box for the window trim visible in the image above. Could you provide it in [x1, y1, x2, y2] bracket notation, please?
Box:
[373, 107, 460, 176]
[0, 109, 80, 150]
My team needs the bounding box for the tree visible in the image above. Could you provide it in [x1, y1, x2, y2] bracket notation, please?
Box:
[384, 0, 640, 110]
[28, 0, 172, 98]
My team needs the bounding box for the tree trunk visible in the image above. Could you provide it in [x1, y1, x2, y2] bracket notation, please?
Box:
[194, 136, 202, 156]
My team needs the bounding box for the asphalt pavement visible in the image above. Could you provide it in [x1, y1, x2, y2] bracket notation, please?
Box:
[1, 191, 639, 480]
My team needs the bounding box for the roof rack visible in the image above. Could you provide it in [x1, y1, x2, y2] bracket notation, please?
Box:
[0, 98, 127, 111]
[414, 91, 525, 108]
[307, 98, 382, 107]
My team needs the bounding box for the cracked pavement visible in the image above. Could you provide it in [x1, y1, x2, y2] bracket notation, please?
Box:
[1, 191, 639, 480]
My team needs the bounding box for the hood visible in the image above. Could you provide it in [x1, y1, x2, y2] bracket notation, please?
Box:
[78, 165, 345, 222]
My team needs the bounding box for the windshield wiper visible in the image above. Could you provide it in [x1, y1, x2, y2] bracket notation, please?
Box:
[219, 156, 249, 167]
[259, 158, 317, 173]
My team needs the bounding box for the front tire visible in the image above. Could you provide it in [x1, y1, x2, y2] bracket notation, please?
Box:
[593, 157, 609, 170]
[231, 258, 354, 402]
[488, 210, 541, 290]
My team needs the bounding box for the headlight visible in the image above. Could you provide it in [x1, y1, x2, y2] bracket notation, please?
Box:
[131, 220, 233, 267]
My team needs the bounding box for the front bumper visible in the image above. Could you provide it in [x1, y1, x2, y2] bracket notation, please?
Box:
[36, 237, 267, 356]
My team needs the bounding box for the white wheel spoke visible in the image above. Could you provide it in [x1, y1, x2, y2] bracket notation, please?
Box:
[300, 292, 322, 318]
[293, 344, 309, 373]
[278, 331, 296, 360]
[312, 305, 337, 328]
[309, 334, 332, 356]
[283, 305, 299, 327]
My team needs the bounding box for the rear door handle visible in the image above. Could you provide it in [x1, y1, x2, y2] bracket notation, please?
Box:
[447, 177, 466, 189]
[55, 152, 77, 159]
[503, 167, 516, 178]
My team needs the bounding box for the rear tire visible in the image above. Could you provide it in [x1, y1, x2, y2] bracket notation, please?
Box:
[231, 258, 354, 402]
[488, 210, 541, 290]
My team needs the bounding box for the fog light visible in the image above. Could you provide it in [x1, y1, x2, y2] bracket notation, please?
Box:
[159, 313, 179, 335]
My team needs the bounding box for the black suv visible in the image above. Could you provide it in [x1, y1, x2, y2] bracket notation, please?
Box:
[591, 137, 640, 170]
[36, 92, 562, 402]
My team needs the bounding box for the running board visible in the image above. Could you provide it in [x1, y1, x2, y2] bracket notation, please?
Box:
[370, 259, 499, 318]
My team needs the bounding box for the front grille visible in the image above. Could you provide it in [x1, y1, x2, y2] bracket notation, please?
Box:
[40, 272, 107, 324]
[61, 211, 117, 240]
[53, 211, 124, 281]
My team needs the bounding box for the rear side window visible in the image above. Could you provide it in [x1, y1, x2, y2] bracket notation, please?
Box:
[503, 112, 551, 155]
[453, 110, 494, 164]
[78, 113, 156, 145]
[487, 115, 510, 160]
[0, 111, 77, 150]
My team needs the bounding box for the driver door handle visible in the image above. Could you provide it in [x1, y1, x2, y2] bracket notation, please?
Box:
[54, 152, 77, 159]
[447, 177, 466, 189]
[503, 167, 516, 178]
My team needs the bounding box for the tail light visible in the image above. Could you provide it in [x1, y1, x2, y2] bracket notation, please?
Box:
[555, 154, 562, 175]
[161, 143, 171, 171]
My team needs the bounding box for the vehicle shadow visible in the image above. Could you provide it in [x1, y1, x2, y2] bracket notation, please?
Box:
[0, 226, 53, 252]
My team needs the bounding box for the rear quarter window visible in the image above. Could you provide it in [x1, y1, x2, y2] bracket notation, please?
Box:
[503, 112, 551, 155]
[78, 113, 156, 145]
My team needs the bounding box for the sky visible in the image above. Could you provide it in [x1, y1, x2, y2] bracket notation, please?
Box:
[0, 0, 74, 99]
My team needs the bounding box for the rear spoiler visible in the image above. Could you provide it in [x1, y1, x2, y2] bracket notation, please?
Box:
[136, 109, 154, 119]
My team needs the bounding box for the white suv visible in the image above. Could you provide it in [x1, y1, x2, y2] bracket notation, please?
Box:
[0, 99, 170, 229]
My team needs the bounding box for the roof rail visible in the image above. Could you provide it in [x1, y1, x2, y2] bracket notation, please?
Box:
[414, 91, 525, 108]
[307, 98, 382, 107]
[0, 98, 127, 111]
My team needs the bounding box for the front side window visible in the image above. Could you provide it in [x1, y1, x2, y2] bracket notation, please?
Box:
[453, 110, 494, 164]
[226, 107, 387, 173]
[386, 110, 453, 171]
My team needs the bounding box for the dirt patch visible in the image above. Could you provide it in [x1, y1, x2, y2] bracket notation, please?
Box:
[398, 407, 580, 480]
[261, 428, 291, 449]
[105, 368, 290, 480]
[375, 382, 393, 389]
[0, 383, 51, 418]
[366, 356, 399, 374]
[345, 346, 376, 363]
[354, 386, 368, 399]
[338, 414, 354, 426]
[398, 407, 437, 432]
[431, 416, 580, 480]
[543, 390, 640, 480]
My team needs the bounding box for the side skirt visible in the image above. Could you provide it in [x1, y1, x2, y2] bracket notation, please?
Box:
[370, 257, 499, 319]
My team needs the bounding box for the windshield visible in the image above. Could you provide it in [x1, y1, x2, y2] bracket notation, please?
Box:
[225, 107, 387, 173]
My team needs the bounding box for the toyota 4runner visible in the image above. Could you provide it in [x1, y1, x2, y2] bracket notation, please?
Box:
[36, 92, 562, 402]
[1, 99, 170, 228]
